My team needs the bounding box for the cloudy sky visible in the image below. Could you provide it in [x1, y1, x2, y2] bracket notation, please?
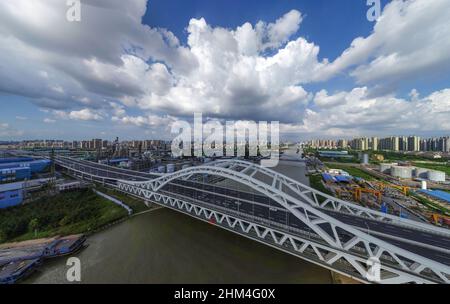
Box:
[0, 0, 449, 141]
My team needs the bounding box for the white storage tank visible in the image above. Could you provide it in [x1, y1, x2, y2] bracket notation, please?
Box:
[158, 165, 166, 173]
[166, 164, 176, 173]
[427, 170, 446, 182]
[414, 167, 429, 179]
[391, 166, 413, 179]
[119, 161, 131, 168]
[362, 153, 369, 165]
[421, 181, 427, 190]
[379, 163, 392, 174]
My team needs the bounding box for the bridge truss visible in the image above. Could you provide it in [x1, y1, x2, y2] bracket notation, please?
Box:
[52, 156, 450, 283]
[117, 159, 450, 284]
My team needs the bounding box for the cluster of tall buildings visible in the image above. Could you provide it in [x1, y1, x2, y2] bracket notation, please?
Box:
[127, 140, 168, 151]
[305, 136, 450, 153]
[13, 138, 169, 152]
[71, 139, 106, 150]
[20, 140, 67, 148]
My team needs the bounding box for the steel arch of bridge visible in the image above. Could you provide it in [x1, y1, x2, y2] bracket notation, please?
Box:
[118, 159, 450, 284]
[210, 160, 450, 237]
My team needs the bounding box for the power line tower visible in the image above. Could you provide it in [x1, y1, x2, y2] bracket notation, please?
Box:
[50, 148, 55, 177]
[49, 148, 56, 194]
[96, 146, 101, 163]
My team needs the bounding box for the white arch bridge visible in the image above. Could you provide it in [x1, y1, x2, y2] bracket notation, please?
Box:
[54, 156, 450, 284]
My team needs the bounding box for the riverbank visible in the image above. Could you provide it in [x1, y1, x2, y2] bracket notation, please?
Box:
[0, 234, 86, 284]
[27, 208, 333, 284]
[331, 271, 361, 284]
[0, 188, 128, 244]
[13, 155, 336, 284]
[94, 185, 151, 213]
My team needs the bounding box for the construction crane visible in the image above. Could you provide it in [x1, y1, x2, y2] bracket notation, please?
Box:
[431, 214, 450, 227]
[335, 187, 381, 204]
[371, 181, 410, 196]
[335, 188, 359, 201]
[357, 187, 382, 204]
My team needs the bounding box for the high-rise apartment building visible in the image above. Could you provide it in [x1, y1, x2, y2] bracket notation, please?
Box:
[407, 136, 420, 152]
[370, 137, 378, 151]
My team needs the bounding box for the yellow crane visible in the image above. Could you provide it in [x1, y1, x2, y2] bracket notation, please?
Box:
[371, 181, 410, 196]
[335, 187, 381, 204]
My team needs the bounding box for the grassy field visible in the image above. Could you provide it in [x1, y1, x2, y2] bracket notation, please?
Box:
[309, 174, 334, 203]
[410, 192, 450, 216]
[96, 185, 149, 213]
[0, 188, 128, 244]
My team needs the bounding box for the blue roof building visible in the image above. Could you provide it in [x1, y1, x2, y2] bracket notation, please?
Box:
[322, 173, 336, 183]
[419, 190, 450, 204]
[0, 159, 50, 174]
[0, 167, 31, 183]
[334, 175, 353, 183]
[0, 182, 24, 209]
[0, 157, 34, 164]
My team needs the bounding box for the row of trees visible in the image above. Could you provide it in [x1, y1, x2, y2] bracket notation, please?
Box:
[0, 189, 125, 243]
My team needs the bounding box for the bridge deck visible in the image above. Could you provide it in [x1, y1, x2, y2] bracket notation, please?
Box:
[53, 156, 450, 282]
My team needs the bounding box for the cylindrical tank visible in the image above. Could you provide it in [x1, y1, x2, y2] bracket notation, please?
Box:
[157, 165, 165, 173]
[379, 163, 392, 174]
[427, 170, 446, 182]
[421, 181, 427, 190]
[362, 154, 369, 165]
[414, 167, 429, 179]
[391, 166, 413, 179]
[166, 164, 175, 173]
[119, 161, 131, 168]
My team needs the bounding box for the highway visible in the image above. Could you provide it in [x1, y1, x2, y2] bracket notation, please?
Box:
[162, 179, 450, 266]
[54, 156, 450, 267]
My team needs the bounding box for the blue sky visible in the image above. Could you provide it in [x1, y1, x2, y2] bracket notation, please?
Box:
[145, 0, 377, 59]
[0, 0, 449, 141]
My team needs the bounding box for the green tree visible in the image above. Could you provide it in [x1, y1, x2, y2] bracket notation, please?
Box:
[28, 218, 40, 236]
[0, 230, 7, 243]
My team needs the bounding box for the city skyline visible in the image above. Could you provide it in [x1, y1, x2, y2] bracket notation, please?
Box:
[305, 135, 450, 152]
[1, 0, 450, 141]
[1, 1, 450, 287]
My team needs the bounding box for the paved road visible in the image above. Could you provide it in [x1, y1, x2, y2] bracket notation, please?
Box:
[55, 156, 450, 266]
[162, 180, 450, 266]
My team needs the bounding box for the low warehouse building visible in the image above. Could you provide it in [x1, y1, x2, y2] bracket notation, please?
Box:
[418, 189, 450, 204]
[0, 167, 31, 183]
[0, 159, 50, 174]
[0, 182, 24, 209]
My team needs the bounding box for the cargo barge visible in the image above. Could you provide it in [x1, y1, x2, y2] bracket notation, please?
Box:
[0, 259, 41, 284]
[0, 234, 86, 284]
[43, 234, 87, 258]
